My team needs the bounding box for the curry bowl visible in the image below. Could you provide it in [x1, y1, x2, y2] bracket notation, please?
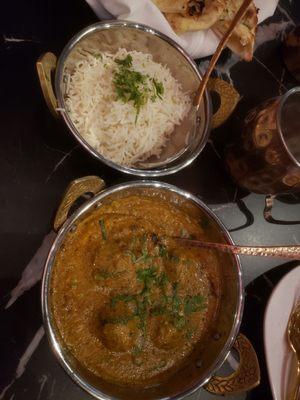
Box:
[37, 21, 239, 177]
[42, 176, 260, 399]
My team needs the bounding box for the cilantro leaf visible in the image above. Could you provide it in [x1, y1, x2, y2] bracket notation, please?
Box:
[184, 295, 206, 314]
[99, 219, 107, 240]
[113, 55, 164, 120]
[114, 54, 133, 67]
[152, 78, 164, 99]
[111, 293, 136, 307]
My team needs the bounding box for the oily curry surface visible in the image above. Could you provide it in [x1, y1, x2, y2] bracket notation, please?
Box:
[51, 195, 221, 386]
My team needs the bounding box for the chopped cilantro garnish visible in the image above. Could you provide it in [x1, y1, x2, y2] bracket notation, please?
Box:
[125, 234, 152, 264]
[111, 293, 137, 307]
[94, 53, 103, 60]
[170, 254, 180, 264]
[125, 250, 138, 263]
[152, 78, 164, 99]
[184, 295, 206, 314]
[171, 282, 181, 314]
[136, 296, 148, 328]
[158, 244, 179, 264]
[132, 345, 142, 356]
[186, 328, 194, 340]
[113, 55, 164, 121]
[93, 269, 124, 281]
[156, 271, 169, 287]
[173, 315, 186, 330]
[104, 315, 135, 325]
[133, 357, 143, 366]
[199, 216, 210, 230]
[129, 236, 138, 249]
[99, 219, 107, 240]
[151, 304, 167, 316]
[106, 232, 207, 337]
[94, 270, 108, 280]
[158, 244, 168, 258]
[115, 54, 133, 67]
[135, 246, 152, 264]
[136, 267, 157, 289]
[180, 228, 190, 238]
[71, 279, 78, 289]
[152, 359, 167, 371]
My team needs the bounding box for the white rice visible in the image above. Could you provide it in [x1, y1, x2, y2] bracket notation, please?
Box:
[65, 48, 191, 166]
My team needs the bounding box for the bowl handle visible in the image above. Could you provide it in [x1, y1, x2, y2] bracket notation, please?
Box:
[264, 194, 300, 224]
[54, 176, 106, 232]
[204, 333, 260, 395]
[36, 52, 59, 118]
[208, 78, 240, 129]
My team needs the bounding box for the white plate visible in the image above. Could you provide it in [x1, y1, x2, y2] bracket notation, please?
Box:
[264, 265, 300, 400]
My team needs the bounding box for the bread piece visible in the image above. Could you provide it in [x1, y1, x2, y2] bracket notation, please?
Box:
[165, 0, 225, 33]
[212, 0, 258, 61]
[151, 0, 188, 13]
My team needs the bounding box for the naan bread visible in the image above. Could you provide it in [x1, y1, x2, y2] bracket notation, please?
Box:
[151, 0, 188, 13]
[165, 0, 225, 33]
[212, 0, 258, 61]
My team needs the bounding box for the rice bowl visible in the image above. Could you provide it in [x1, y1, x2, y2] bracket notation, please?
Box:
[65, 48, 192, 166]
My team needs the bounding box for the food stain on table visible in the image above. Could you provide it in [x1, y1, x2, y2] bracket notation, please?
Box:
[51, 195, 221, 386]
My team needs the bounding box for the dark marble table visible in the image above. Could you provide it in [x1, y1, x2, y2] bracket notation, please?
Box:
[1, 1, 300, 399]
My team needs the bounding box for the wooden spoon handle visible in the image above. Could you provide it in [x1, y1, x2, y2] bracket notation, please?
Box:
[177, 239, 300, 260]
[194, 0, 253, 108]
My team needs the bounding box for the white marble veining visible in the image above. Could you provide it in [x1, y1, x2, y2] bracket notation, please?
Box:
[3, 35, 40, 43]
[16, 326, 45, 378]
[37, 374, 49, 400]
[210, 203, 236, 213]
[5, 232, 56, 310]
[45, 146, 79, 183]
[253, 54, 288, 90]
[0, 326, 45, 399]
[49, 379, 56, 399]
[207, 139, 222, 159]
[277, 3, 295, 22]
[255, 20, 294, 47]
[293, 234, 300, 245]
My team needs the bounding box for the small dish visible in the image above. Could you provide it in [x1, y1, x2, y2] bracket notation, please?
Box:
[264, 265, 300, 400]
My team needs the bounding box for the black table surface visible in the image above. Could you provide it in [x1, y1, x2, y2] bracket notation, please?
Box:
[1, 1, 300, 399]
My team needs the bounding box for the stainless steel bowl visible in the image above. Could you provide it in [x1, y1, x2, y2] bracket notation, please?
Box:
[38, 21, 213, 176]
[42, 177, 260, 400]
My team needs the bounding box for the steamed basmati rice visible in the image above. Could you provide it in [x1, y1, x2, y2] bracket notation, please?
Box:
[65, 48, 191, 166]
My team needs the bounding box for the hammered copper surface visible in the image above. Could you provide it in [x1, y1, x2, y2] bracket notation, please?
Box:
[225, 94, 300, 195]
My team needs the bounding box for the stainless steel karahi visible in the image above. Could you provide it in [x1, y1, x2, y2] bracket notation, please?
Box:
[42, 176, 260, 400]
[37, 21, 239, 177]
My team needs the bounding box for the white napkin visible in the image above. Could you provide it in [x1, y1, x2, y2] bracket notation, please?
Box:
[85, 0, 279, 59]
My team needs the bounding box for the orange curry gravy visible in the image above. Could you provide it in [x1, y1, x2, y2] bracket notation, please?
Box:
[51, 195, 221, 386]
